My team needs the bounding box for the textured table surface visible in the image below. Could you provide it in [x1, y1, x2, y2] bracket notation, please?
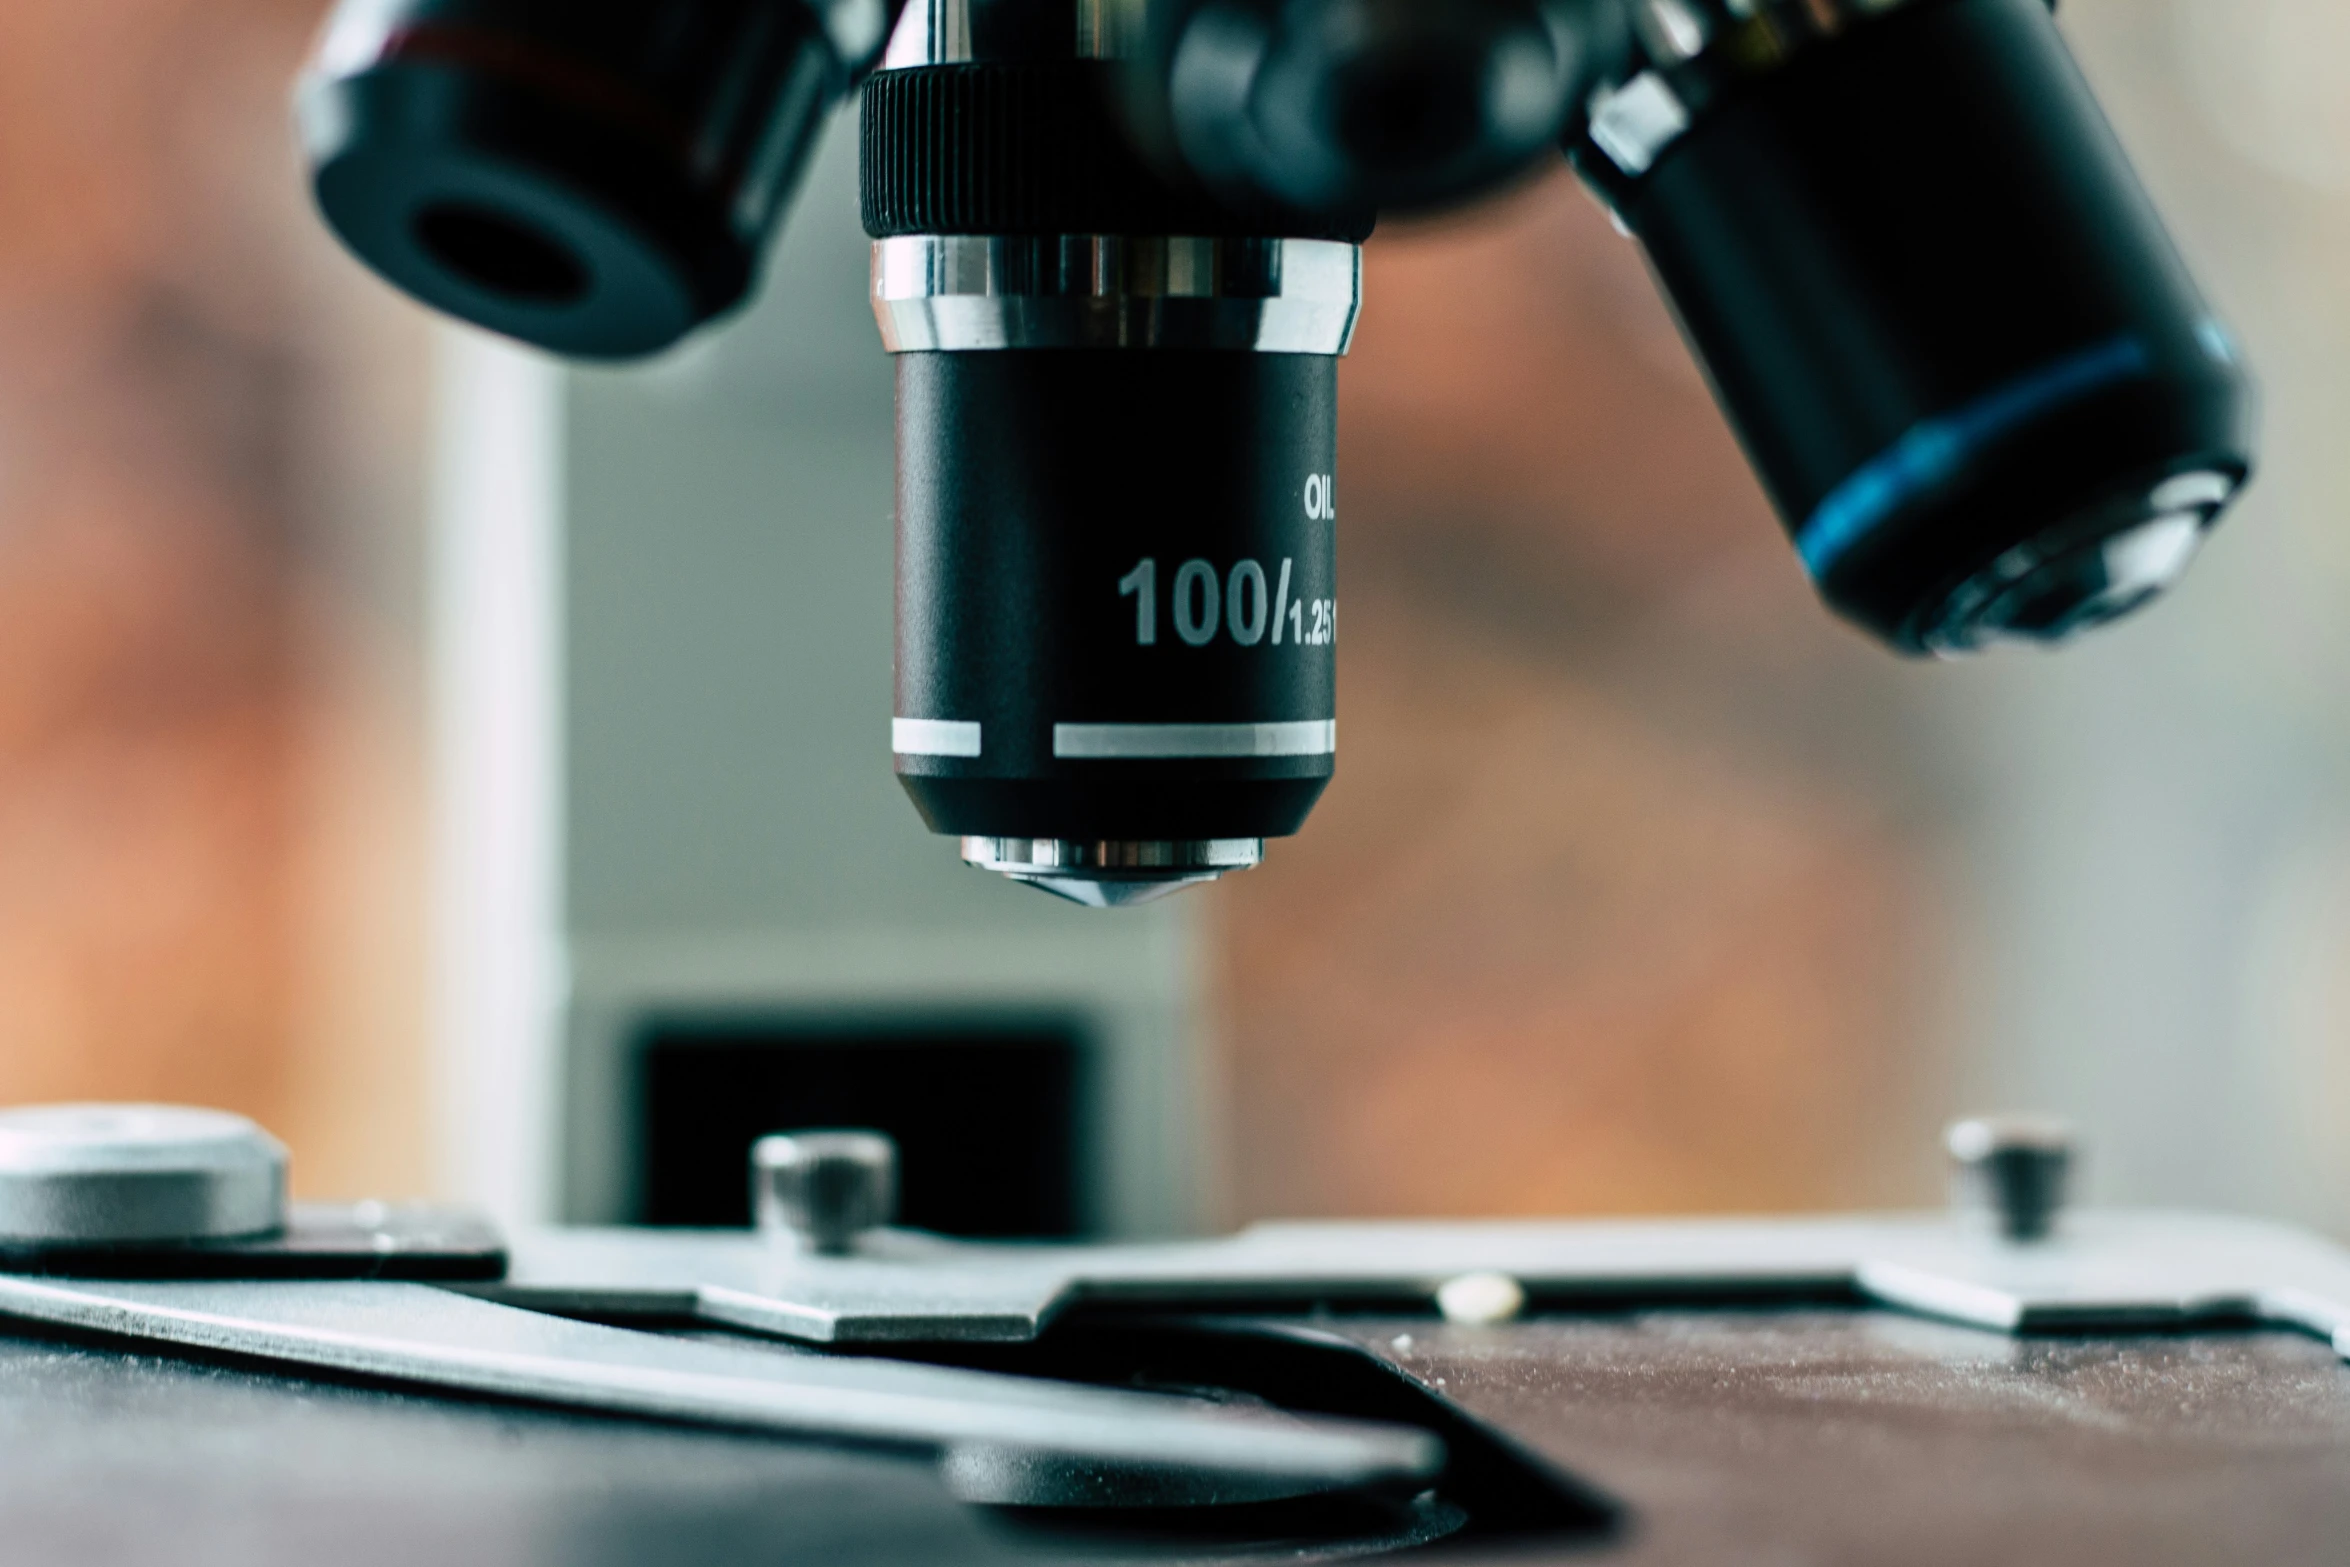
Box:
[1341, 1309, 2350, 1565]
[0, 1328, 1014, 1567]
[5, 1306, 2347, 1565]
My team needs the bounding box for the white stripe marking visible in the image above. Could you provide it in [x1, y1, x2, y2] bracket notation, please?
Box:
[893, 718, 982, 758]
[1053, 721, 1337, 760]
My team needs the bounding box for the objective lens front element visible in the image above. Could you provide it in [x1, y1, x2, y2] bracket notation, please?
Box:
[962, 838, 1268, 907]
[1924, 489, 2224, 656]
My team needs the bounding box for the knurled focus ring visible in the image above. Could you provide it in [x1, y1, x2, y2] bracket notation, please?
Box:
[860, 61, 1374, 241]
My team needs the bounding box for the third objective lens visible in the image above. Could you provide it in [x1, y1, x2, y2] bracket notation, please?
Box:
[1574, 0, 2254, 653]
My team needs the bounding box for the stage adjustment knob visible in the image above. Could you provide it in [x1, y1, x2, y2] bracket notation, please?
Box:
[1945, 1113, 2076, 1243]
[0, 1103, 288, 1244]
[752, 1130, 899, 1255]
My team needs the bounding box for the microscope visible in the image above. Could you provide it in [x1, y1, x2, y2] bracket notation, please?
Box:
[299, 0, 2252, 904]
[0, 5, 2318, 1562]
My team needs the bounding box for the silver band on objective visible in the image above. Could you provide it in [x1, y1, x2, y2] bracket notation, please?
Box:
[882, 0, 1141, 67]
[964, 837, 1265, 874]
[872, 235, 1362, 355]
[1053, 720, 1336, 760]
[892, 718, 1339, 759]
[1592, 0, 1930, 178]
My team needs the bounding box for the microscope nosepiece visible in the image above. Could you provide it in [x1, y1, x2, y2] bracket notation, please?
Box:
[1156, 0, 1627, 215]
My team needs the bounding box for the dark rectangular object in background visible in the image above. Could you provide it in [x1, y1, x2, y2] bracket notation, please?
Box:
[636, 1016, 1090, 1237]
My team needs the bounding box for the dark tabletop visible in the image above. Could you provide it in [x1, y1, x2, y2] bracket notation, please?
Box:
[1337, 1309, 2350, 1566]
[6, 1306, 2348, 1566]
[0, 1326, 1014, 1567]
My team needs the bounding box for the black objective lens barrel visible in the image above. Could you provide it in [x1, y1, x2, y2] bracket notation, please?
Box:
[895, 349, 1340, 843]
[1576, 0, 2253, 653]
[300, 0, 894, 359]
[865, 5, 1367, 904]
[874, 232, 1360, 905]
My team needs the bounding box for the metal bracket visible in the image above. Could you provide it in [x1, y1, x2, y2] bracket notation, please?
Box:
[6, 1206, 2347, 1515]
[486, 1209, 2350, 1356]
[0, 1270, 1439, 1506]
[8, 1098, 2348, 1514]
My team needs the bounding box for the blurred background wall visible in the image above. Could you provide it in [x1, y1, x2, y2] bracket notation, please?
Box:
[0, 1, 433, 1200]
[2, 0, 2348, 1235]
[1227, 0, 2350, 1234]
[1218, 0, 2350, 1228]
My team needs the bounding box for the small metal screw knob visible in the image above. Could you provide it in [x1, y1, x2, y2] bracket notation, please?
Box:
[752, 1130, 898, 1255]
[1946, 1114, 2076, 1243]
[0, 1103, 288, 1244]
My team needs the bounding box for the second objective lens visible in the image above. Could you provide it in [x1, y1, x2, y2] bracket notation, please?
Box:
[301, 0, 896, 358]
